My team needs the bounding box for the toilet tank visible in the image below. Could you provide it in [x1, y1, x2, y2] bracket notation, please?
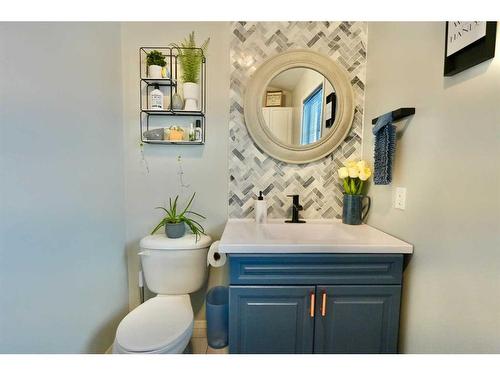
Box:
[139, 233, 212, 294]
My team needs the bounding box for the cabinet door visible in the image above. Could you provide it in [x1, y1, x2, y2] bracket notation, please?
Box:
[314, 285, 401, 354]
[229, 285, 315, 354]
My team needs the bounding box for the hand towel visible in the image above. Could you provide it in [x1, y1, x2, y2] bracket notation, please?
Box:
[372, 112, 396, 185]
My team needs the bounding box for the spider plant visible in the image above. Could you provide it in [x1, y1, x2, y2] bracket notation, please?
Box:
[151, 193, 206, 240]
[171, 32, 210, 83]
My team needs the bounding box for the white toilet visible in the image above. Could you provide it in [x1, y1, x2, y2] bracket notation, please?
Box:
[113, 233, 212, 354]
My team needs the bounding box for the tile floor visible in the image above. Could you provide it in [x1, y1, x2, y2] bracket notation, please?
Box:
[190, 322, 229, 354]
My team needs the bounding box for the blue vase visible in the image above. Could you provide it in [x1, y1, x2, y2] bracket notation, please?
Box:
[342, 194, 371, 225]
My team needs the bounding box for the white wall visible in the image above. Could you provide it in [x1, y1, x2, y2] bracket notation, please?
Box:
[363, 22, 500, 353]
[0, 23, 128, 353]
[120, 22, 230, 318]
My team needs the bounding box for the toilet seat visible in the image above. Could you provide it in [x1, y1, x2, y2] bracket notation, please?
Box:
[113, 294, 193, 354]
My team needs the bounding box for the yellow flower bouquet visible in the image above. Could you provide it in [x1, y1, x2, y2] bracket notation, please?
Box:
[338, 160, 372, 195]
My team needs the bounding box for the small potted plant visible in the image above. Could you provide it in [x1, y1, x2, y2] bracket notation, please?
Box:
[338, 160, 372, 225]
[171, 32, 209, 111]
[146, 50, 166, 79]
[151, 193, 205, 239]
[168, 126, 185, 141]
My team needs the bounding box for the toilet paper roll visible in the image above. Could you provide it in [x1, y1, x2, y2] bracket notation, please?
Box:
[207, 240, 226, 268]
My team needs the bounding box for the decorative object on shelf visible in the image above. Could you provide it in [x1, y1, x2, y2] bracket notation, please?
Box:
[194, 120, 202, 141]
[162, 66, 171, 79]
[444, 21, 497, 76]
[188, 123, 195, 141]
[146, 50, 167, 79]
[183, 82, 200, 111]
[338, 160, 372, 225]
[172, 32, 210, 111]
[171, 92, 184, 110]
[150, 84, 164, 110]
[167, 126, 185, 141]
[151, 193, 206, 240]
[265, 91, 284, 107]
[143, 128, 164, 140]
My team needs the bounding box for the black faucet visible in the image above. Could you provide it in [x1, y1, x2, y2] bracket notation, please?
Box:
[285, 194, 305, 223]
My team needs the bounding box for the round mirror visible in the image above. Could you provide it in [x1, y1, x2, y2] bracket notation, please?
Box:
[244, 50, 354, 164]
[262, 67, 336, 147]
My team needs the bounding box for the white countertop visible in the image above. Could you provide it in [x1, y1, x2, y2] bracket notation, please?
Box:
[219, 219, 413, 254]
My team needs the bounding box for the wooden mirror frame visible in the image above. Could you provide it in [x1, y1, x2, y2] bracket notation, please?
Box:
[244, 50, 355, 164]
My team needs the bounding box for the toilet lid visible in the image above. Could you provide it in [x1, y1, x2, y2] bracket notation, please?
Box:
[115, 295, 193, 352]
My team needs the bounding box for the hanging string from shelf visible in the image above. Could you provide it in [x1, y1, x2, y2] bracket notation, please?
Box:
[139, 142, 150, 174]
[177, 155, 190, 197]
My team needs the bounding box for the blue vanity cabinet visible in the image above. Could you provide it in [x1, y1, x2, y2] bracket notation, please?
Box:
[229, 286, 315, 354]
[313, 285, 401, 354]
[228, 254, 404, 354]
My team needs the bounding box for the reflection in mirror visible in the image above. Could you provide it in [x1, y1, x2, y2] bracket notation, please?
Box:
[262, 68, 336, 146]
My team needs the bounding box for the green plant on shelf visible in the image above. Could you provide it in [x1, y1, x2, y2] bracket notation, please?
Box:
[171, 32, 209, 84]
[151, 193, 206, 240]
[146, 50, 166, 67]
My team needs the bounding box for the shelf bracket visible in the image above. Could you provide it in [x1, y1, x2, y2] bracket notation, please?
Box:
[371, 107, 415, 125]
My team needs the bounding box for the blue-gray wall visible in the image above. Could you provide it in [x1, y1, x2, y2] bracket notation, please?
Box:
[0, 23, 128, 353]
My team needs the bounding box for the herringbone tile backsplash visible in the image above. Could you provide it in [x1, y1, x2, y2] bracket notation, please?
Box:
[229, 21, 367, 219]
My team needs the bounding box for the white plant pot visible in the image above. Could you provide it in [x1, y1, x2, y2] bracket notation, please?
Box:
[148, 65, 162, 79]
[183, 82, 200, 111]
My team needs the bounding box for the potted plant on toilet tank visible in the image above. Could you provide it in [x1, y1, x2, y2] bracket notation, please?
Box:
[338, 160, 372, 225]
[151, 193, 206, 239]
[171, 32, 209, 111]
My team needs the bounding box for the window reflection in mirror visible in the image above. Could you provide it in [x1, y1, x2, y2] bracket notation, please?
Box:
[262, 67, 336, 146]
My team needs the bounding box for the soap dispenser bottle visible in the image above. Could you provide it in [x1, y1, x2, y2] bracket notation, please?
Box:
[254, 191, 267, 224]
[150, 84, 164, 110]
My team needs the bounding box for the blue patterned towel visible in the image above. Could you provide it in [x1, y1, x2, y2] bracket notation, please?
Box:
[372, 113, 396, 185]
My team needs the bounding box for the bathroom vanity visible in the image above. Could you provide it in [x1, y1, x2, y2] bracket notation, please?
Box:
[219, 220, 413, 354]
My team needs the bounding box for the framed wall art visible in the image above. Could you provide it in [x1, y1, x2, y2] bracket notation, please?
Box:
[444, 21, 497, 76]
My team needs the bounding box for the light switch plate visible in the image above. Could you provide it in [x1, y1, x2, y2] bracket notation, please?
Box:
[394, 187, 406, 210]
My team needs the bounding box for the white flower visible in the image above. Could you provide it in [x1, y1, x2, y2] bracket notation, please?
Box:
[338, 167, 349, 179]
[359, 167, 372, 181]
[357, 160, 367, 170]
[348, 167, 359, 178]
[345, 160, 358, 169]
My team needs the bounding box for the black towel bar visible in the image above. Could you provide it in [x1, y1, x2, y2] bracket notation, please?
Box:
[372, 107, 415, 125]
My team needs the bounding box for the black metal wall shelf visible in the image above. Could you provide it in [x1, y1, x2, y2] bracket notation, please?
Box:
[371, 107, 415, 125]
[141, 109, 205, 117]
[139, 46, 206, 145]
[141, 78, 177, 86]
[142, 139, 205, 145]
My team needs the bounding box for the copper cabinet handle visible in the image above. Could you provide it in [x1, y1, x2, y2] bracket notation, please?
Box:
[310, 292, 315, 318]
[321, 290, 327, 317]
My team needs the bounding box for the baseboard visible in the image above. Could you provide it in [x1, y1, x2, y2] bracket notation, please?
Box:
[192, 319, 207, 338]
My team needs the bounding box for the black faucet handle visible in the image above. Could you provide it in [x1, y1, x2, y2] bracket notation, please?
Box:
[287, 194, 301, 206]
[285, 194, 305, 223]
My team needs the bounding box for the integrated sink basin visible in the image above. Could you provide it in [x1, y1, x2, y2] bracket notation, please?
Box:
[219, 219, 413, 254]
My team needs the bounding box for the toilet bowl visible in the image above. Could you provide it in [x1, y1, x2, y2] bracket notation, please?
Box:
[112, 233, 212, 354]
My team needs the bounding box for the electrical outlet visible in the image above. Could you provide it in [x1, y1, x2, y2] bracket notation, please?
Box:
[394, 187, 406, 210]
